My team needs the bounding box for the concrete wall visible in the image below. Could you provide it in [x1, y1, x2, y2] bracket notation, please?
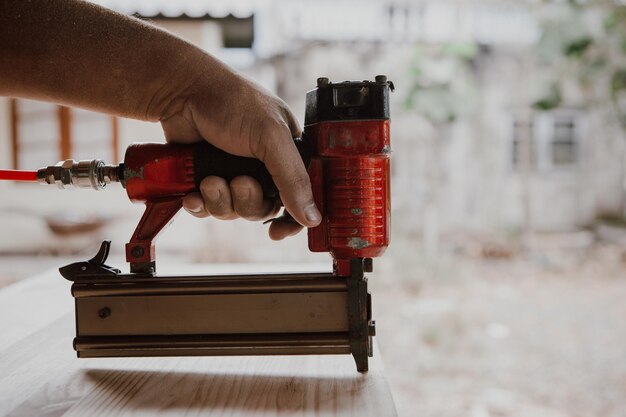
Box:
[265, 40, 625, 234]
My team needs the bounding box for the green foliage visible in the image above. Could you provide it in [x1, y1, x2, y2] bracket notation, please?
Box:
[611, 69, 626, 125]
[441, 42, 479, 60]
[604, 6, 626, 33]
[404, 43, 478, 126]
[604, 11, 618, 32]
[564, 37, 593, 57]
[611, 69, 626, 94]
[533, 85, 562, 111]
[535, 1, 626, 127]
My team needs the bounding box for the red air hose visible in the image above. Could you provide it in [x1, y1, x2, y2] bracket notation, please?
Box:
[0, 169, 38, 182]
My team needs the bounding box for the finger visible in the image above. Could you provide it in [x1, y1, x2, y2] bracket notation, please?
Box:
[255, 122, 321, 228]
[230, 176, 280, 221]
[269, 218, 304, 240]
[199, 176, 238, 220]
[182, 192, 210, 218]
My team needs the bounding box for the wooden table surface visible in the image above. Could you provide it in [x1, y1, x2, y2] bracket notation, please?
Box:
[0, 265, 397, 417]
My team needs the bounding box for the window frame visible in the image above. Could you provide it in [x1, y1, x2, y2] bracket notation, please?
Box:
[509, 108, 584, 172]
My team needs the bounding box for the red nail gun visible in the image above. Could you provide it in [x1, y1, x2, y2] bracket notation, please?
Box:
[16, 76, 393, 372]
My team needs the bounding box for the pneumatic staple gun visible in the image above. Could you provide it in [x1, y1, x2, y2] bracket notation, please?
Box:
[31, 76, 393, 372]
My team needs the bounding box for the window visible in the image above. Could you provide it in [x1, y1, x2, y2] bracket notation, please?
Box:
[551, 114, 578, 166]
[151, 16, 254, 50]
[221, 16, 254, 49]
[511, 119, 535, 168]
[510, 110, 582, 171]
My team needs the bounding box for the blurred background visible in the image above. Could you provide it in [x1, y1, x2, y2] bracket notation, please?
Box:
[2, 0, 626, 416]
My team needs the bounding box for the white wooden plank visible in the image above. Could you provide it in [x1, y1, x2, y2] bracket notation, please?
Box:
[0, 269, 72, 351]
[0, 268, 397, 417]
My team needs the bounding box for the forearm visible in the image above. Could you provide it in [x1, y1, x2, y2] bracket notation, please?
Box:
[0, 0, 227, 121]
[1, 0, 320, 234]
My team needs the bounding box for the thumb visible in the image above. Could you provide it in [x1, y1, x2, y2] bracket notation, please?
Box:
[161, 112, 202, 143]
[258, 127, 321, 228]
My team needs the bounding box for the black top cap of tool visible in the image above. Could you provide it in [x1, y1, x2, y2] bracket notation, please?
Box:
[304, 75, 393, 125]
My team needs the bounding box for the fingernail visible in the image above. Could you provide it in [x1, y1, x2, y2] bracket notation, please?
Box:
[187, 200, 204, 213]
[304, 204, 322, 224]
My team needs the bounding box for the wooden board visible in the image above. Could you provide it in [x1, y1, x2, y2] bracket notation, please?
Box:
[0, 266, 397, 417]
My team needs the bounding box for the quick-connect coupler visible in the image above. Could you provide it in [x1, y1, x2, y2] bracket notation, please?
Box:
[36, 159, 122, 190]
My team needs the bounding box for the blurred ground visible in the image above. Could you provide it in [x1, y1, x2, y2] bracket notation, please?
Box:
[374, 239, 626, 417]
[2, 237, 626, 417]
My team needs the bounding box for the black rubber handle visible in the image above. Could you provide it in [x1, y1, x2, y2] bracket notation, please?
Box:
[192, 138, 310, 200]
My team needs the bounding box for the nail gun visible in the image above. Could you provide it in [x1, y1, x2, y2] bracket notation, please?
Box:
[5, 76, 393, 372]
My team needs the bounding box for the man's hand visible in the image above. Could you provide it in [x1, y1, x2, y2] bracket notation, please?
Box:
[0, 0, 321, 240]
[160, 70, 321, 240]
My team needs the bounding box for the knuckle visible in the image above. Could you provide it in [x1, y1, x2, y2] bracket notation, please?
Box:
[182, 194, 209, 218]
[206, 197, 234, 218]
[264, 119, 291, 139]
[249, 130, 270, 161]
[200, 176, 226, 191]
[199, 179, 235, 219]
[250, 120, 292, 161]
[230, 175, 255, 190]
[232, 195, 260, 220]
[233, 195, 274, 222]
[234, 205, 258, 220]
